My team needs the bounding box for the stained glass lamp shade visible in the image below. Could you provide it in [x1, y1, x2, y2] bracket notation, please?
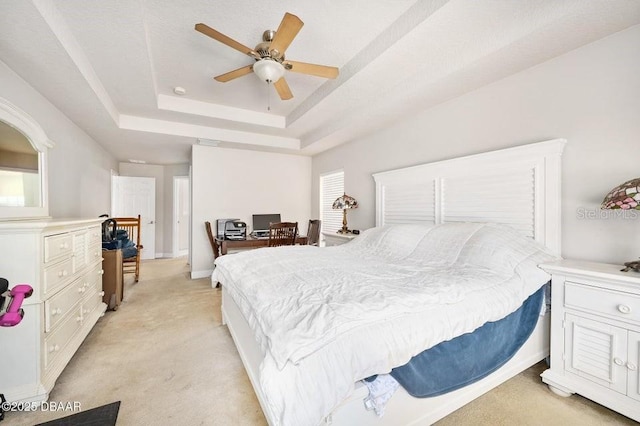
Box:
[332, 193, 358, 234]
[601, 178, 640, 210]
[601, 177, 640, 272]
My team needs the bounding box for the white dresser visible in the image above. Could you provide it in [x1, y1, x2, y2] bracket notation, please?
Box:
[0, 218, 106, 403]
[540, 260, 640, 422]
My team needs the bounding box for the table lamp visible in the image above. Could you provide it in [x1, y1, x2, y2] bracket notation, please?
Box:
[601, 177, 640, 272]
[332, 193, 358, 234]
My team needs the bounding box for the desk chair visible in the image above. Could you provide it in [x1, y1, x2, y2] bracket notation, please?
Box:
[307, 220, 321, 246]
[268, 222, 298, 247]
[205, 221, 220, 260]
[205, 221, 221, 288]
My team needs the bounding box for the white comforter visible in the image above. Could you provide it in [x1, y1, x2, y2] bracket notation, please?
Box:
[212, 223, 558, 426]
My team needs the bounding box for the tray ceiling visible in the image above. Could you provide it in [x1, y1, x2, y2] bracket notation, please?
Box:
[0, 0, 639, 164]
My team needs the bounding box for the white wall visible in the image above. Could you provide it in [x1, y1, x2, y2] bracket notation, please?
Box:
[0, 60, 116, 217]
[119, 162, 190, 257]
[191, 145, 311, 278]
[312, 25, 640, 264]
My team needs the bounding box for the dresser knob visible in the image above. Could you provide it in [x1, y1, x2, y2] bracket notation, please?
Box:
[49, 344, 60, 353]
[76, 316, 82, 322]
[617, 304, 631, 314]
[78, 287, 84, 293]
[58, 271, 63, 278]
[614, 357, 625, 366]
[62, 270, 68, 277]
[99, 291, 105, 296]
[628, 362, 638, 371]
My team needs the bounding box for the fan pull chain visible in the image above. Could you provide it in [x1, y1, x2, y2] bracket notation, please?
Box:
[267, 81, 271, 111]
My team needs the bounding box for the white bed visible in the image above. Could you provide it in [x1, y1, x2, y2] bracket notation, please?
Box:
[215, 139, 567, 425]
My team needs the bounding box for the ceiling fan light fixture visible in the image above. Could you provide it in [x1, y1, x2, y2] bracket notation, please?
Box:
[253, 59, 285, 83]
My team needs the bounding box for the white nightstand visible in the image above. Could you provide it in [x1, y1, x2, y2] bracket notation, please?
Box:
[321, 231, 357, 247]
[539, 260, 640, 422]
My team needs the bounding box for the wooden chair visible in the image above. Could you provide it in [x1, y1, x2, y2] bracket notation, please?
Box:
[112, 215, 143, 282]
[204, 221, 220, 260]
[268, 222, 298, 247]
[307, 220, 321, 246]
[205, 221, 221, 288]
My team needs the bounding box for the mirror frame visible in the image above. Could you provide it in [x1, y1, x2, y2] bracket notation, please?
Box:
[0, 97, 54, 220]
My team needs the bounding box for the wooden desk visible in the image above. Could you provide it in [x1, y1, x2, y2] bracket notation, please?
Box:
[216, 235, 308, 255]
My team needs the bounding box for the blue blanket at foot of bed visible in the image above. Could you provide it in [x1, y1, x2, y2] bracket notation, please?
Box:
[388, 286, 545, 397]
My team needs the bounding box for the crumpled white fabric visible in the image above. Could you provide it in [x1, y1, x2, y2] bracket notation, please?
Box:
[212, 223, 558, 426]
[362, 374, 400, 417]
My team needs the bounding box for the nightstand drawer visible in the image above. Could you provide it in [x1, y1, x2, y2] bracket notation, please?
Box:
[565, 282, 640, 325]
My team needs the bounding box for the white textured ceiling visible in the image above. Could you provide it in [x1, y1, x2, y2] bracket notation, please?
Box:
[0, 0, 639, 164]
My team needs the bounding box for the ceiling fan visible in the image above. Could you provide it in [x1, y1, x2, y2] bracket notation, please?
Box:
[195, 13, 339, 101]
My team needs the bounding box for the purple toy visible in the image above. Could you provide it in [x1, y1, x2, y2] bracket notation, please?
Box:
[0, 279, 33, 327]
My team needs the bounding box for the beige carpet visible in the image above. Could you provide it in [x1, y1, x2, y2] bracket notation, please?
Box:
[3, 258, 636, 426]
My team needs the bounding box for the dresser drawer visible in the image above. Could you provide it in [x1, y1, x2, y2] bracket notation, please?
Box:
[86, 263, 104, 288]
[44, 306, 83, 369]
[88, 243, 102, 265]
[44, 233, 73, 264]
[43, 257, 74, 296]
[87, 226, 101, 247]
[82, 286, 104, 318]
[44, 278, 85, 332]
[565, 281, 640, 325]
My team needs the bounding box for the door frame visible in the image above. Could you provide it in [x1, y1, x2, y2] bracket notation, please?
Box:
[173, 176, 190, 258]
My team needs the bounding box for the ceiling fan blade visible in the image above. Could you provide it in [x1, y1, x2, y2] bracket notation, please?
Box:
[269, 13, 304, 58]
[283, 61, 339, 79]
[195, 23, 258, 58]
[214, 65, 254, 82]
[274, 77, 293, 100]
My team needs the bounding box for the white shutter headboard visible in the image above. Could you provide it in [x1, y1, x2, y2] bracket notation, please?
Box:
[373, 139, 566, 255]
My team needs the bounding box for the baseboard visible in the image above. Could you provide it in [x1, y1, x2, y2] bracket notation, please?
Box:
[191, 269, 213, 279]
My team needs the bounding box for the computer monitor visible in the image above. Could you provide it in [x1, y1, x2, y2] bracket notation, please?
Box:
[252, 214, 281, 232]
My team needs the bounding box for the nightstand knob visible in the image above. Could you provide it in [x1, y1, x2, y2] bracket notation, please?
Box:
[614, 357, 625, 366]
[617, 304, 631, 314]
[628, 362, 637, 371]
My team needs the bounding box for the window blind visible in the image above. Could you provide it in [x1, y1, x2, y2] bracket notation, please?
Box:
[320, 170, 344, 234]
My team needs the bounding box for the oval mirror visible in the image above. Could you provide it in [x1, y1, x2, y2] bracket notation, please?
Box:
[0, 121, 40, 208]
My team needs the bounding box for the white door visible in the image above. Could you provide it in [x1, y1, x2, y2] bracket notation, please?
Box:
[111, 176, 156, 260]
[173, 176, 189, 257]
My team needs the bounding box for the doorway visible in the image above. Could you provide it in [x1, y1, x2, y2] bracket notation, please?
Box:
[173, 176, 190, 258]
[111, 176, 156, 260]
